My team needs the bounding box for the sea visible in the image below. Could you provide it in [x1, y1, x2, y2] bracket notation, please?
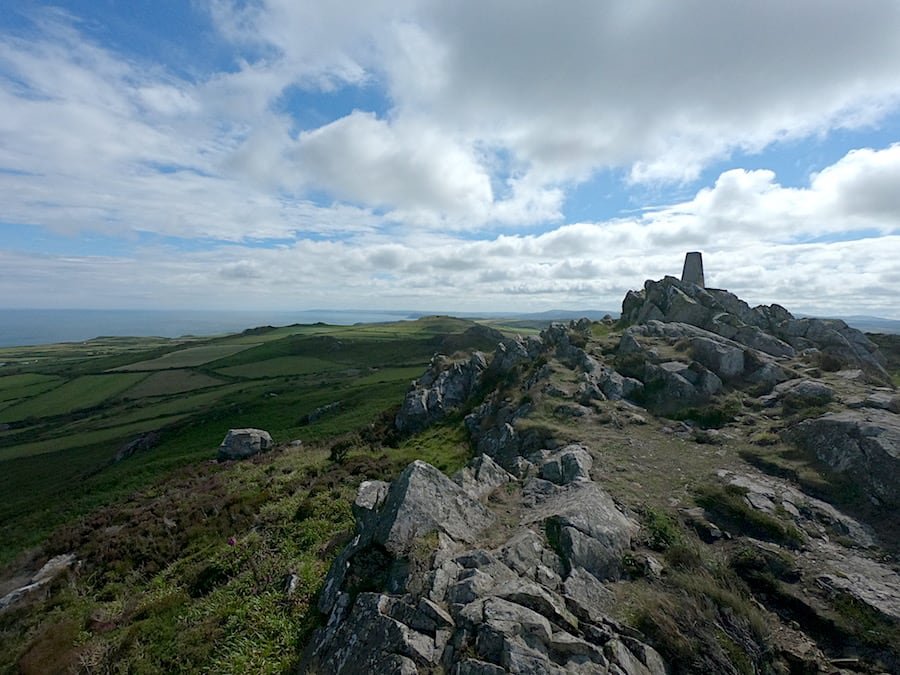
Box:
[0, 309, 423, 348]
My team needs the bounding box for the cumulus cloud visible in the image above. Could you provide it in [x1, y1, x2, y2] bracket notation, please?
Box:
[2, 3, 900, 317]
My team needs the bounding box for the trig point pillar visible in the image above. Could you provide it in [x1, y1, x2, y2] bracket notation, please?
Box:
[681, 251, 705, 287]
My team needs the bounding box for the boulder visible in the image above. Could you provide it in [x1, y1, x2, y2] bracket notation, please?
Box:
[217, 428, 273, 461]
[642, 361, 722, 413]
[539, 445, 593, 484]
[0, 553, 77, 610]
[522, 479, 638, 580]
[783, 409, 900, 506]
[762, 378, 834, 409]
[454, 454, 515, 501]
[374, 461, 496, 556]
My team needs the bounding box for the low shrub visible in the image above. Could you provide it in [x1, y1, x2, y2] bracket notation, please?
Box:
[695, 484, 804, 548]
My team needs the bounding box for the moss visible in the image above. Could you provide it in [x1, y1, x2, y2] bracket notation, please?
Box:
[641, 506, 684, 552]
[670, 395, 743, 429]
[695, 484, 804, 548]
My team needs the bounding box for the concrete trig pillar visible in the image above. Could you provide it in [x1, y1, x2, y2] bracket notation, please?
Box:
[681, 252, 705, 287]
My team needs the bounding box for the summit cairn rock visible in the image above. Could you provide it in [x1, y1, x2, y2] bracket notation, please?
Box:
[680, 251, 705, 287]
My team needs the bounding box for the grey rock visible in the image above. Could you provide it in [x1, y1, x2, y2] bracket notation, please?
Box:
[540, 444, 593, 484]
[620, 276, 890, 381]
[690, 336, 745, 380]
[375, 461, 496, 556]
[498, 529, 564, 590]
[491, 578, 579, 632]
[784, 409, 900, 506]
[454, 454, 515, 500]
[562, 566, 615, 624]
[115, 430, 161, 462]
[523, 479, 638, 580]
[0, 553, 78, 611]
[453, 659, 507, 675]
[642, 361, 721, 413]
[217, 428, 273, 460]
[766, 378, 834, 408]
[309, 593, 439, 673]
[353, 480, 390, 533]
[396, 352, 487, 433]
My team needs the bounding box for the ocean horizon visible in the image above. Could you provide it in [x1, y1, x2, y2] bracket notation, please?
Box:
[0, 308, 423, 348]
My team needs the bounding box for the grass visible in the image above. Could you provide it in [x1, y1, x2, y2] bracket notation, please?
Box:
[0, 373, 148, 422]
[0, 317, 488, 572]
[112, 344, 258, 371]
[216, 355, 345, 379]
[695, 483, 804, 548]
[121, 369, 225, 398]
[0, 414, 188, 461]
[0, 373, 63, 402]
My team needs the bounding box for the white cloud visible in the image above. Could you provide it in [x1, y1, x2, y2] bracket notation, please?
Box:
[1, 3, 900, 318]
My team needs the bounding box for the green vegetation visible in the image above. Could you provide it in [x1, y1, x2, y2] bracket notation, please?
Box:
[695, 483, 804, 548]
[0, 317, 496, 673]
[0, 317, 496, 568]
[122, 369, 225, 398]
[112, 343, 257, 371]
[628, 534, 773, 675]
[1, 373, 148, 422]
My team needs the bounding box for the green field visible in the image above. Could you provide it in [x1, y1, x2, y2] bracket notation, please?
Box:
[0, 315, 531, 673]
[0, 373, 148, 422]
[216, 355, 346, 378]
[113, 343, 258, 370]
[122, 369, 226, 398]
[0, 316, 505, 568]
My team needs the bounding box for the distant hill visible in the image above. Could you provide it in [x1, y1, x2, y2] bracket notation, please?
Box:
[838, 315, 900, 334]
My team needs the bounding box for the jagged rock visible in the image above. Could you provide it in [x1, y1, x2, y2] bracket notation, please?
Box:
[452, 658, 506, 674]
[454, 454, 515, 500]
[489, 337, 539, 376]
[374, 461, 496, 556]
[783, 409, 900, 506]
[783, 317, 888, 380]
[689, 335, 745, 380]
[353, 480, 390, 533]
[642, 361, 722, 413]
[606, 638, 667, 675]
[846, 389, 900, 413]
[562, 566, 615, 624]
[620, 276, 890, 381]
[396, 352, 488, 433]
[594, 366, 644, 401]
[814, 547, 900, 622]
[0, 554, 77, 611]
[307, 592, 441, 673]
[216, 428, 273, 461]
[539, 444, 593, 484]
[497, 530, 564, 590]
[522, 479, 638, 580]
[761, 378, 834, 409]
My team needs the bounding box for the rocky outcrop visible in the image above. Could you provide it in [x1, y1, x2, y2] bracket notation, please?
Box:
[783, 408, 900, 506]
[621, 276, 890, 381]
[759, 378, 834, 409]
[114, 430, 161, 462]
[396, 352, 488, 433]
[216, 428, 273, 461]
[305, 453, 657, 674]
[0, 554, 77, 611]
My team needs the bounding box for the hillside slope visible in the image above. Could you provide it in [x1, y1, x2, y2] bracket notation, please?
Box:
[2, 280, 898, 674]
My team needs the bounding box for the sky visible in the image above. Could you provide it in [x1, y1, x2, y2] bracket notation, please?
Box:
[1, 1, 899, 318]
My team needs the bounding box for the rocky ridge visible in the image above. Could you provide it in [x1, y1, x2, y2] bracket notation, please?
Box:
[306, 275, 900, 674]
